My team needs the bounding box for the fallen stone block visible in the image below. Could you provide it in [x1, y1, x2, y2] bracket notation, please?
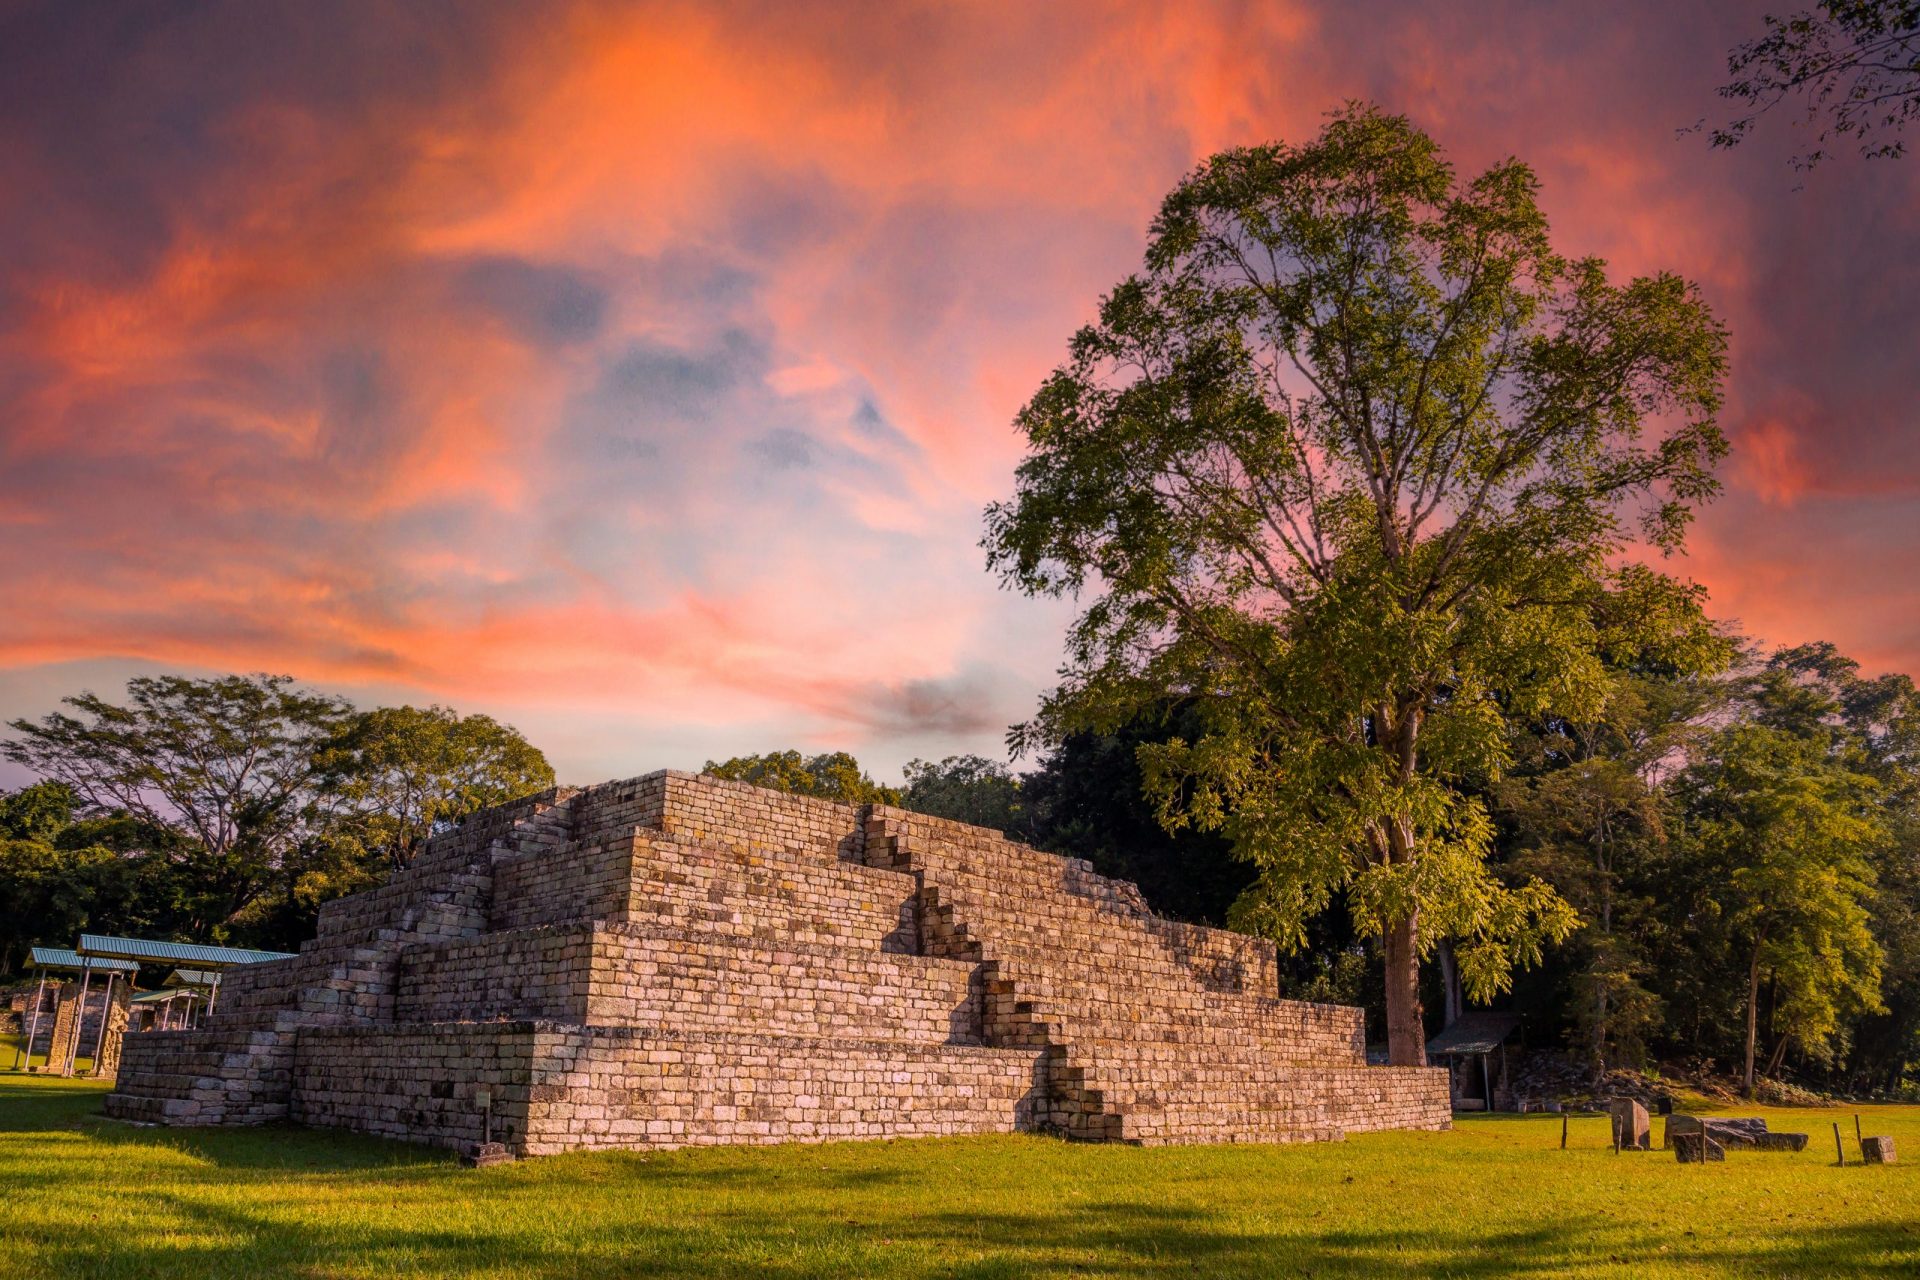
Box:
[1862, 1136, 1897, 1165]
[1673, 1133, 1725, 1163]
[1664, 1114, 1768, 1149]
[1754, 1132, 1808, 1152]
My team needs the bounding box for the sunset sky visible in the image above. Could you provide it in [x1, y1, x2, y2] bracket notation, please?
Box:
[2, 0, 1917, 789]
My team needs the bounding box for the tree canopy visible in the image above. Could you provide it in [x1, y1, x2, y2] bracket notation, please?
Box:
[4, 674, 353, 927]
[1, 674, 556, 962]
[1715, 2, 1920, 168]
[985, 104, 1731, 1065]
[702, 750, 901, 806]
[318, 705, 555, 870]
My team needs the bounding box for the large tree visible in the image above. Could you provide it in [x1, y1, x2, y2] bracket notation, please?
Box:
[986, 105, 1730, 1065]
[4, 674, 352, 926]
[1715, 2, 1920, 168]
[1675, 721, 1885, 1093]
[318, 705, 556, 870]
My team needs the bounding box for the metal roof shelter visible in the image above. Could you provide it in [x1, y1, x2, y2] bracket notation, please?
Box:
[1427, 1012, 1522, 1113]
[1427, 1012, 1521, 1058]
[18, 949, 139, 1073]
[71, 935, 293, 1025]
[129, 986, 202, 1032]
[163, 969, 220, 990]
[27, 947, 139, 976]
[76, 935, 294, 968]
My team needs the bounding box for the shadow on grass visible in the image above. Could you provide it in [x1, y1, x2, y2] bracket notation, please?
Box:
[19, 1183, 1920, 1279]
[6, 1085, 1919, 1278]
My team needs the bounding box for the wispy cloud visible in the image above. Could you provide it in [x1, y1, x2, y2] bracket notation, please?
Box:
[2, 0, 1916, 785]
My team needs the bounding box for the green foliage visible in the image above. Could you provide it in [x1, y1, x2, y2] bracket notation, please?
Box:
[1, 674, 559, 961]
[1676, 704, 1890, 1088]
[986, 104, 1729, 1058]
[0, 780, 77, 841]
[900, 755, 1026, 836]
[1715, 2, 1920, 168]
[1502, 756, 1667, 1070]
[3, 674, 353, 928]
[702, 751, 900, 806]
[318, 705, 556, 870]
[1021, 708, 1255, 928]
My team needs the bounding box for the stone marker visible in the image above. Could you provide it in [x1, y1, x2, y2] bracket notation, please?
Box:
[1674, 1133, 1725, 1163]
[1862, 1136, 1897, 1165]
[1754, 1131, 1809, 1152]
[1610, 1098, 1651, 1151]
[461, 1141, 513, 1169]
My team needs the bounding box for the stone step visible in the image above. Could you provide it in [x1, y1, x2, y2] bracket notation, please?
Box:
[290, 1020, 1049, 1155]
[395, 922, 983, 1044]
[619, 834, 919, 952]
[992, 986, 1364, 1061]
[103, 1025, 294, 1125]
[527, 1025, 1050, 1154]
[1088, 1064, 1451, 1142]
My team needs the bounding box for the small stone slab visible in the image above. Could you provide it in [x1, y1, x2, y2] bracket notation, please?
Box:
[1754, 1132, 1808, 1153]
[460, 1141, 514, 1169]
[1610, 1098, 1650, 1151]
[1665, 1114, 1768, 1149]
[1862, 1136, 1897, 1165]
[1674, 1133, 1726, 1163]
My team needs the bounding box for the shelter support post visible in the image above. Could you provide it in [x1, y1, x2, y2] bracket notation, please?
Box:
[19, 975, 47, 1070]
[62, 966, 94, 1076]
[88, 972, 118, 1075]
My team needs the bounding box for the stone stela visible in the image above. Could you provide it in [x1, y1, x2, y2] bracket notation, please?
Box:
[106, 771, 1451, 1157]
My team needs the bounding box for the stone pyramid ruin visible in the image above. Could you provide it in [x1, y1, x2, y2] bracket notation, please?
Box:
[107, 771, 1449, 1155]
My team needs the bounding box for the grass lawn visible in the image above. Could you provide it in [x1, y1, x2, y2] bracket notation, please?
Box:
[2, 1074, 1916, 1278]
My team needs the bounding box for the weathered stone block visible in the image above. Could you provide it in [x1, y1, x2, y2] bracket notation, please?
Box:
[1673, 1132, 1725, 1163]
[1862, 1135, 1896, 1164]
[1610, 1098, 1650, 1151]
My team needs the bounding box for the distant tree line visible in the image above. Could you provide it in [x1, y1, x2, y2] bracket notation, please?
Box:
[0, 674, 553, 971]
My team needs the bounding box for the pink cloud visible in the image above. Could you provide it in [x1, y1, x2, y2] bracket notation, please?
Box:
[2, 0, 1918, 784]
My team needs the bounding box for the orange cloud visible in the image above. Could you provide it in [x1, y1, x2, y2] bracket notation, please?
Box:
[3, 0, 1918, 785]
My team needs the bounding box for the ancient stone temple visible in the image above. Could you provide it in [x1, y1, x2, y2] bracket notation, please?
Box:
[108, 771, 1449, 1155]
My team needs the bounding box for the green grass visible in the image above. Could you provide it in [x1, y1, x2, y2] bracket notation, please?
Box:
[2, 1074, 1916, 1278]
[0, 1032, 97, 1075]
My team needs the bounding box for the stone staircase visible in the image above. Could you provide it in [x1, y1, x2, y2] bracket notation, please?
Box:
[107, 770, 1448, 1154]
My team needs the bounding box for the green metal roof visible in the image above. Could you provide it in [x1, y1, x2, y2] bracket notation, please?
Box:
[28, 946, 140, 975]
[1427, 1011, 1522, 1057]
[130, 989, 181, 1004]
[77, 934, 295, 968]
[163, 969, 220, 989]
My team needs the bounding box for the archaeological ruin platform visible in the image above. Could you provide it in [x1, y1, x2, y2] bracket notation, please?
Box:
[106, 771, 1449, 1155]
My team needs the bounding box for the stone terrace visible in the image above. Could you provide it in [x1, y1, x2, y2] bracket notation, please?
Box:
[106, 771, 1448, 1154]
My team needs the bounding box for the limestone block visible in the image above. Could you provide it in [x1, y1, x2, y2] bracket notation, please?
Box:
[1610, 1098, 1650, 1151]
[1673, 1133, 1725, 1163]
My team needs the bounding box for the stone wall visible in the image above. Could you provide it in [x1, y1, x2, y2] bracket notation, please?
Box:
[107, 769, 1450, 1153]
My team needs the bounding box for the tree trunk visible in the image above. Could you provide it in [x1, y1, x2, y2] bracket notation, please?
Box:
[1743, 946, 1762, 1097]
[1764, 1031, 1790, 1078]
[1385, 913, 1426, 1067]
[1437, 940, 1462, 1028]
